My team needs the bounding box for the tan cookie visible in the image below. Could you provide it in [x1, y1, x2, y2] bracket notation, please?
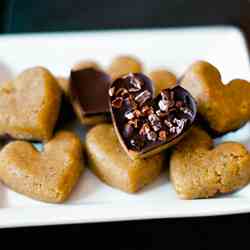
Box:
[0, 67, 61, 141]
[149, 69, 177, 96]
[181, 61, 250, 133]
[170, 127, 250, 199]
[86, 124, 164, 193]
[0, 131, 84, 203]
[107, 55, 143, 80]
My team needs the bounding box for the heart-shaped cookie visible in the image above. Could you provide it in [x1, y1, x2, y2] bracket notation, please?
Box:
[107, 55, 143, 80]
[181, 61, 250, 133]
[0, 131, 84, 203]
[170, 127, 250, 199]
[109, 73, 197, 159]
[86, 124, 164, 193]
[149, 69, 177, 96]
[0, 67, 62, 141]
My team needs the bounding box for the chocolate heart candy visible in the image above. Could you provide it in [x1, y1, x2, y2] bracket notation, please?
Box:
[109, 73, 197, 159]
[70, 68, 112, 125]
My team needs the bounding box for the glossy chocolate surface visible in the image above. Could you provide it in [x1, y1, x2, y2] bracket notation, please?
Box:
[70, 68, 112, 115]
[109, 73, 197, 154]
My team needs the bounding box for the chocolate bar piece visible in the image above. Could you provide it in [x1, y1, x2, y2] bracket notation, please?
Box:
[70, 68, 112, 116]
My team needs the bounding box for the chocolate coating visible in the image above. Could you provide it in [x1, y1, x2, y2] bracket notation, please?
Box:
[109, 73, 197, 157]
[70, 68, 112, 115]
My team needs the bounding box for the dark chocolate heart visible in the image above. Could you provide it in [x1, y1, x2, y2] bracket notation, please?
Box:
[109, 73, 197, 159]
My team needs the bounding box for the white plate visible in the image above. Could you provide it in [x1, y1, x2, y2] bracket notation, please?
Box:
[0, 26, 249, 228]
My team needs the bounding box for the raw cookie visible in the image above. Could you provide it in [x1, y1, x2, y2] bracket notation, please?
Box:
[0, 131, 84, 203]
[85, 124, 164, 193]
[0, 67, 61, 141]
[107, 55, 143, 80]
[149, 69, 177, 96]
[170, 126, 250, 199]
[180, 61, 250, 133]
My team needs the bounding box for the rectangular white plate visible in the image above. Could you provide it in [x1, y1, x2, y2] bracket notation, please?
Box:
[0, 26, 249, 228]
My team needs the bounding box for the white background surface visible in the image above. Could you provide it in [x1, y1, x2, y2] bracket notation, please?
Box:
[0, 26, 249, 228]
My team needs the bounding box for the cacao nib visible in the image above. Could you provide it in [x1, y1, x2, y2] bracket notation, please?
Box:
[141, 105, 154, 116]
[111, 97, 123, 108]
[128, 118, 139, 128]
[135, 90, 151, 106]
[115, 88, 129, 97]
[146, 131, 157, 141]
[159, 130, 167, 141]
[125, 110, 135, 120]
[128, 74, 143, 92]
[139, 123, 151, 136]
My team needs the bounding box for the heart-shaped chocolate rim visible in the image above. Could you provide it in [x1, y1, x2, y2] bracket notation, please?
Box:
[109, 73, 197, 159]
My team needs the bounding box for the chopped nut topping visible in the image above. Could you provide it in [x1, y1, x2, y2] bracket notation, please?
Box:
[152, 124, 161, 132]
[124, 96, 137, 110]
[135, 90, 151, 106]
[146, 131, 157, 141]
[139, 123, 151, 136]
[141, 105, 154, 116]
[164, 120, 173, 128]
[133, 109, 141, 118]
[128, 118, 139, 128]
[128, 75, 143, 92]
[180, 107, 193, 116]
[148, 114, 160, 124]
[158, 99, 168, 111]
[125, 110, 135, 120]
[115, 88, 129, 97]
[159, 131, 167, 141]
[160, 90, 175, 111]
[156, 109, 168, 117]
[110, 74, 195, 152]
[111, 97, 123, 108]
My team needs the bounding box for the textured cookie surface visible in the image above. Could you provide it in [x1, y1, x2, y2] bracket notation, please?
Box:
[0, 67, 61, 141]
[86, 124, 164, 193]
[149, 69, 177, 96]
[0, 131, 84, 203]
[107, 55, 143, 80]
[181, 61, 250, 133]
[170, 127, 250, 199]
